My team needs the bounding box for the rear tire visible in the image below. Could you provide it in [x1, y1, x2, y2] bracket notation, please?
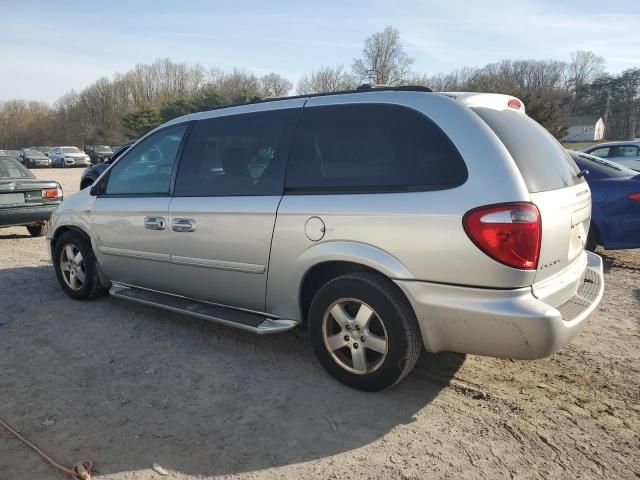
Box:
[53, 230, 107, 300]
[586, 223, 600, 251]
[26, 223, 48, 237]
[308, 272, 422, 391]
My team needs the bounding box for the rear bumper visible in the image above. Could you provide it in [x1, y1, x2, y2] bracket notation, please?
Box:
[395, 251, 604, 359]
[0, 204, 58, 228]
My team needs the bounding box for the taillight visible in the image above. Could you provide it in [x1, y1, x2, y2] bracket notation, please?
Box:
[463, 202, 541, 270]
[629, 193, 640, 202]
[42, 187, 63, 199]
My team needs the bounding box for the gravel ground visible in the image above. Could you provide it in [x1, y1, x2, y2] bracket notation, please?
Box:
[0, 168, 638, 480]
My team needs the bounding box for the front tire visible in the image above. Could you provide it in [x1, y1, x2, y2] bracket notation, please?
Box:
[53, 231, 107, 300]
[308, 272, 422, 391]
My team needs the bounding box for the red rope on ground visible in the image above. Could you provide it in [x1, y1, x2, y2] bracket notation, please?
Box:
[0, 415, 93, 480]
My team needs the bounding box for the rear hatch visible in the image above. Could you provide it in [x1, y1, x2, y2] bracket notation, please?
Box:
[470, 104, 590, 306]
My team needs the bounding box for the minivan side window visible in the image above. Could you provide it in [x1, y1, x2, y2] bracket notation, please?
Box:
[104, 124, 188, 195]
[285, 103, 467, 193]
[174, 108, 300, 197]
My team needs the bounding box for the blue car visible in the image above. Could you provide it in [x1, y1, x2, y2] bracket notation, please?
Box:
[568, 150, 640, 250]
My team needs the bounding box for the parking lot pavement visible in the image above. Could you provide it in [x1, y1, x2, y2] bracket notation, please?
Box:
[0, 168, 638, 480]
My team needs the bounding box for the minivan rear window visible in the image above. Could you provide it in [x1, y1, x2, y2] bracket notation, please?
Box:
[285, 103, 467, 193]
[472, 108, 585, 193]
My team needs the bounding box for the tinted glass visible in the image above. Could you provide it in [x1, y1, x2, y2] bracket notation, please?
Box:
[0, 157, 34, 178]
[473, 108, 584, 193]
[105, 124, 188, 195]
[617, 145, 639, 157]
[24, 149, 46, 157]
[569, 151, 638, 179]
[174, 108, 299, 196]
[285, 103, 467, 192]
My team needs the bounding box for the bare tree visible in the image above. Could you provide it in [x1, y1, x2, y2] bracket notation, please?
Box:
[217, 68, 260, 99]
[259, 73, 293, 97]
[568, 50, 605, 92]
[352, 26, 414, 85]
[296, 65, 357, 94]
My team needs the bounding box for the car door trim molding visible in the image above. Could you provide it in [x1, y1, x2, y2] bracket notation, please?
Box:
[98, 246, 171, 263]
[171, 255, 265, 274]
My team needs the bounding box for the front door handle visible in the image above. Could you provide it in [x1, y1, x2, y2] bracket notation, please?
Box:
[144, 216, 166, 230]
[172, 218, 196, 232]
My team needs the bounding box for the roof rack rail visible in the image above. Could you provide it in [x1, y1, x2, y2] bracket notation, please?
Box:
[177, 84, 434, 117]
[355, 84, 432, 93]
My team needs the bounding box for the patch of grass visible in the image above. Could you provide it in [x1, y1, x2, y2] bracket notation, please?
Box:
[562, 141, 601, 151]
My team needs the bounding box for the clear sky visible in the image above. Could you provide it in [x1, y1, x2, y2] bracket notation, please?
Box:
[1, 0, 638, 103]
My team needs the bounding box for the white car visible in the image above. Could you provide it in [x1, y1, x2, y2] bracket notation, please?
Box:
[49, 147, 91, 168]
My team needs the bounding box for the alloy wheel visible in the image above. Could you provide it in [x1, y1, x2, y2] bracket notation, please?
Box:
[59, 243, 86, 291]
[322, 298, 388, 375]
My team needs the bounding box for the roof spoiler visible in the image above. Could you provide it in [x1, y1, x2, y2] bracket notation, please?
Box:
[439, 92, 526, 114]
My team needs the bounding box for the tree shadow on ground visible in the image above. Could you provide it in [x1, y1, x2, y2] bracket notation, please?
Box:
[0, 266, 463, 478]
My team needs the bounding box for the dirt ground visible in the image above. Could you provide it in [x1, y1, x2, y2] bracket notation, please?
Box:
[0, 168, 638, 480]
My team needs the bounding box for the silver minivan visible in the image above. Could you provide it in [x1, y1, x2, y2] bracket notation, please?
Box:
[48, 86, 604, 391]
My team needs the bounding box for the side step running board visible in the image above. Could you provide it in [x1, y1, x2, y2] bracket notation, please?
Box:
[109, 283, 300, 334]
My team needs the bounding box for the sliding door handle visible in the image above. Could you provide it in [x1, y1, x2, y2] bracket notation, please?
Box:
[172, 218, 196, 232]
[144, 216, 166, 230]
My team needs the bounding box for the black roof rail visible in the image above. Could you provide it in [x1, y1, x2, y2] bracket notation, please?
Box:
[180, 84, 433, 116]
[355, 84, 432, 93]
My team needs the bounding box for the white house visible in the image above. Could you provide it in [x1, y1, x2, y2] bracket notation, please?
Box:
[561, 115, 605, 142]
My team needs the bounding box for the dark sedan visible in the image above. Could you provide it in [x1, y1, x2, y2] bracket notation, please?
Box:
[17, 148, 52, 168]
[568, 150, 640, 250]
[0, 156, 63, 236]
[87, 145, 113, 164]
[80, 142, 133, 189]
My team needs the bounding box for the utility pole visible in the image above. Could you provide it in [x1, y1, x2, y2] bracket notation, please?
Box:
[603, 82, 611, 140]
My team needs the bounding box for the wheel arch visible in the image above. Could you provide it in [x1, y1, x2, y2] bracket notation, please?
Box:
[51, 224, 110, 286]
[294, 243, 415, 325]
[51, 224, 92, 251]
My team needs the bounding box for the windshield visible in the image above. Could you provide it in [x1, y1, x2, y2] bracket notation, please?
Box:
[0, 157, 34, 178]
[94, 146, 111, 153]
[61, 147, 82, 154]
[24, 149, 46, 158]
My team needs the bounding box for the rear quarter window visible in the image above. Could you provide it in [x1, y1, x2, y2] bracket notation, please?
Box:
[285, 103, 467, 192]
[472, 107, 584, 193]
